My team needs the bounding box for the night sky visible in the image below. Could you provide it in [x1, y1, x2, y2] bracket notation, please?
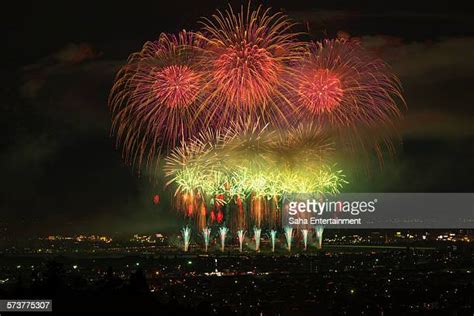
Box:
[1, 1, 473, 236]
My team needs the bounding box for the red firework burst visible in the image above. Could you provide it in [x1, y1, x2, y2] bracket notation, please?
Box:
[109, 30, 206, 171]
[198, 4, 304, 127]
[293, 39, 403, 129]
[297, 68, 344, 114]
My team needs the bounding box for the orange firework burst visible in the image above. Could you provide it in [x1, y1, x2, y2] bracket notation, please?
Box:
[293, 39, 403, 128]
[198, 4, 304, 127]
[153, 65, 202, 108]
[109, 30, 206, 171]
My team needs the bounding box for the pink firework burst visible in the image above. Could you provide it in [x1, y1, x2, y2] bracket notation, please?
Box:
[198, 4, 304, 127]
[293, 39, 403, 128]
[109, 30, 206, 172]
[292, 39, 404, 159]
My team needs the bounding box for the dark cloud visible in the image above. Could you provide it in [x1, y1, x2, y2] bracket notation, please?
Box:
[358, 36, 474, 137]
[1, 42, 179, 235]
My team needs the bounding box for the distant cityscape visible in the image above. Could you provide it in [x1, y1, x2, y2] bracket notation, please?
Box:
[0, 230, 472, 314]
[0, 229, 471, 255]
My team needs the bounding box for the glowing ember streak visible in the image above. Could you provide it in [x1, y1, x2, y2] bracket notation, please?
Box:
[253, 227, 262, 252]
[219, 226, 229, 252]
[216, 210, 224, 223]
[270, 229, 277, 252]
[202, 227, 211, 252]
[315, 226, 324, 249]
[237, 229, 246, 252]
[284, 226, 293, 252]
[198, 202, 207, 231]
[252, 196, 263, 228]
[301, 229, 309, 250]
[181, 226, 191, 252]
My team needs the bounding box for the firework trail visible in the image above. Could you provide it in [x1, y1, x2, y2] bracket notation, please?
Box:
[181, 226, 191, 252]
[197, 4, 304, 128]
[284, 226, 293, 252]
[109, 30, 207, 172]
[235, 195, 246, 231]
[315, 226, 324, 249]
[270, 229, 277, 252]
[301, 229, 309, 250]
[252, 196, 263, 228]
[219, 226, 229, 252]
[202, 227, 211, 252]
[237, 229, 246, 252]
[253, 227, 262, 252]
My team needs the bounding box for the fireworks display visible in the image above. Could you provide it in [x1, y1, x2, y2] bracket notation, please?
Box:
[284, 226, 294, 252]
[109, 30, 206, 171]
[219, 226, 229, 252]
[237, 229, 246, 252]
[315, 226, 325, 249]
[109, 3, 405, 252]
[202, 227, 211, 252]
[302, 229, 309, 250]
[197, 5, 304, 128]
[163, 123, 346, 233]
[293, 40, 402, 128]
[270, 229, 277, 252]
[291, 39, 404, 158]
[181, 226, 191, 252]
